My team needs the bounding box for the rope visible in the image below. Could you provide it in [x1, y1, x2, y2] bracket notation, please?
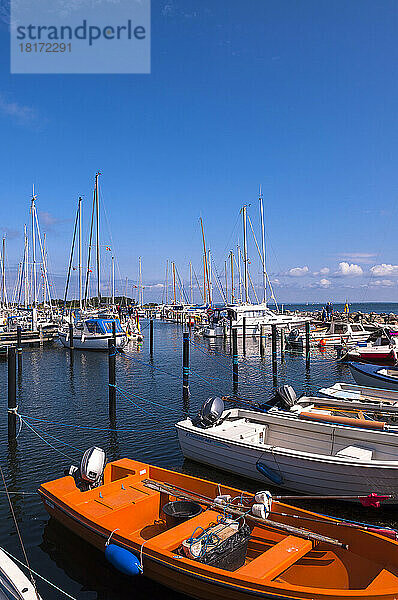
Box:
[21, 419, 77, 461]
[18, 414, 136, 433]
[0, 468, 41, 600]
[0, 547, 79, 600]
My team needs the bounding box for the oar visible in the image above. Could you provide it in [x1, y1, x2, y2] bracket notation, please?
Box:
[142, 479, 348, 549]
[273, 493, 392, 508]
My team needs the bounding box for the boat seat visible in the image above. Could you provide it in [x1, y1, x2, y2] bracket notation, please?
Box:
[147, 510, 220, 551]
[223, 424, 259, 441]
[335, 446, 373, 461]
[237, 535, 313, 580]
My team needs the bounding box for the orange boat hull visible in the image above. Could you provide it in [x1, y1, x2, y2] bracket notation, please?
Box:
[39, 458, 398, 600]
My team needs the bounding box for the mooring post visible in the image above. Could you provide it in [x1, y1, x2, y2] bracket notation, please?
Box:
[150, 319, 154, 355]
[305, 321, 310, 369]
[69, 322, 74, 350]
[242, 317, 246, 354]
[271, 324, 277, 375]
[183, 331, 189, 399]
[16, 326, 22, 372]
[112, 320, 116, 346]
[232, 328, 238, 384]
[8, 347, 16, 442]
[108, 339, 116, 420]
[280, 327, 285, 363]
[260, 324, 266, 357]
[39, 324, 43, 345]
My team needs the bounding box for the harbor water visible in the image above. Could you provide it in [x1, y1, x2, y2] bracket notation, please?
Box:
[1, 312, 397, 599]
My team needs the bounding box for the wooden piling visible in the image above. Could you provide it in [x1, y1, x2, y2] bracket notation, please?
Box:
[242, 317, 246, 354]
[280, 328, 285, 363]
[271, 324, 277, 375]
[108, 339, 116, 420]
[8, 347, 16, 442]
[260, 324, 266, 357]
[16, 326, 22, 372]
[305, 321, 310, 369]
[69, 322, 74, 350]
[150, 319, 154, 354]
[183, 331, 189, 399]
[112, 320, 116, 346]
[232, 328, 238, 383]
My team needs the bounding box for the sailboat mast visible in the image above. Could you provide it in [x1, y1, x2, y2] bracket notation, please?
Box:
[1, 237, 5, 309]
[259, 187, 267, 305]
[224, 260, 228, 305]
[78, 197, 82, 310]
[43, 234, 46, 305]
[165, 260, 169, 305]
[190, 261, 193, 304]
[208, 250, 213, 305]
[237, 244, 242, 303]
[24, 225, 29, 308]
[203, 256, 207, 305]
[31, 192, 37, 308]
[200, 218, 211, 304]
[138, 256, 142, 306]
[111, 255, 115, 305]
[242, 205, 249, 304]
[95, 172, 101, 306]
[230, 251, 234, 304]
[172, 261, 176, 305]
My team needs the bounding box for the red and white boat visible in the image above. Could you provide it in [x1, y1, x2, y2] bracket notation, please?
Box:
[343, 329, 398, 366]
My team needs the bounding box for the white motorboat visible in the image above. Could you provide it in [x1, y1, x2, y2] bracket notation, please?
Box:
[0, 547, 41, 600]
[320, 382, 398, 403]
[286, 320, 372, 349]
[342, 328, 398, 365]
[202, 303, 310, 338]
[176, 398, 398, 501]
[59, 316, 127, 351]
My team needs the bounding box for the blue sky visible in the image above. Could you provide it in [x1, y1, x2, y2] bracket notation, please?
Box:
[0, 0, 398, 304]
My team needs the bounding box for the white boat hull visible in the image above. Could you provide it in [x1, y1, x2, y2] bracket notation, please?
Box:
[58, 332, 126, 351]
[176, 410, 398, 501]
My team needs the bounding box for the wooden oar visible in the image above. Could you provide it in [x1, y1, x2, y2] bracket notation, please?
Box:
[142, 479, 348, 549]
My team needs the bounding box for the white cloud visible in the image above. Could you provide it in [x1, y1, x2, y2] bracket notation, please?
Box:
[313, 267, 330, 276]
[370, 264, 398, 277]
[371, 279, 395, 287]
[335, 262, 363, 277]
[287, 266, 309, 277]
[320, 278, 331, 287]
[338, 252, 376, 264]
[145, 283, 164, 289]
[0, 94, 38, 124]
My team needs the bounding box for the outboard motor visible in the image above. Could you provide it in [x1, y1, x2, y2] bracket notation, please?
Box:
[192, 397, 225, 428]
[275, 385, 297, 410]
[66, 446, 106, 491]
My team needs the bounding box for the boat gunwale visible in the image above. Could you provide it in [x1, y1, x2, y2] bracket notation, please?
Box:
[37, 479, 398, 600]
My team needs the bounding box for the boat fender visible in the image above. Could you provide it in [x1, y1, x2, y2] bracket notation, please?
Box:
[253, 491, 272, 518]
[252, 503, 268, 519]
[214, 494, 232, 505]
[256, 461, 283, 485]
[105, 544, 143, 576]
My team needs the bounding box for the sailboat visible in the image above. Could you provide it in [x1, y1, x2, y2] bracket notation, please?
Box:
[58, 174, 127, 351]
[202, 193, 310, 338]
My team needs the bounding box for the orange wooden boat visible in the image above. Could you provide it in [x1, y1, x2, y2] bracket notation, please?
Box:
[39, 457, 398, 600]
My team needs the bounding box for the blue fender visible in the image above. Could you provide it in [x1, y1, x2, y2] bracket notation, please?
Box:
[256, 461, 284, 485]
[105, 544, 143, 576]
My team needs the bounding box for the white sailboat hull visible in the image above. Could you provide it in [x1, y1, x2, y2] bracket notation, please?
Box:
[58, 331, 126, 351]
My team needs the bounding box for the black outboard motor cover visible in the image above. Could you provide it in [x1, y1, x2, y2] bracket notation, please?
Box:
[192, 397, 225, 428]
[275, 385, 297, 409]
